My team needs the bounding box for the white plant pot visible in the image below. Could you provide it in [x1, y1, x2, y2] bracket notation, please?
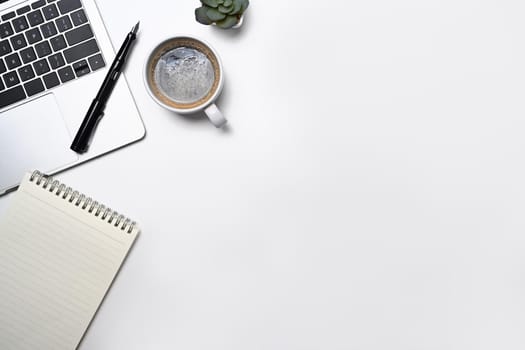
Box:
[232, 14, 244, 28]
[212, 13, 245, 29]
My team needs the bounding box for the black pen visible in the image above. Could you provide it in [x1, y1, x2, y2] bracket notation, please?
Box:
[70, 21, 140, 154]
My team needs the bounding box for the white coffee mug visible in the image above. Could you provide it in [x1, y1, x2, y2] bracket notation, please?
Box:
[144, 35, 227, 128]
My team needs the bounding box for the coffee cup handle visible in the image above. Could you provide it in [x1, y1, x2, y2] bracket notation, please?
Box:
[205, 104, 227, 128]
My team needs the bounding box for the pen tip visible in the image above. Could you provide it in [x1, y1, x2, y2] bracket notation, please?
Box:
[132, 21, 140, 35]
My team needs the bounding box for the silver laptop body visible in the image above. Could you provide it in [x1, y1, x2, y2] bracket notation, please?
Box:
[0, 0, 145, 195]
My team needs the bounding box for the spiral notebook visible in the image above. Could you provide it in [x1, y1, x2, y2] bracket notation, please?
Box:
[0, 171, 140, 350]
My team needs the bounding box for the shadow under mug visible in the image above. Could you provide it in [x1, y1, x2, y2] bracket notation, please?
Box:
[144, 36, 227, 128]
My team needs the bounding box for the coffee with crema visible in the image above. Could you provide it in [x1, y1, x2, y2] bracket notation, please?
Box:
[145, 37, 222, 110]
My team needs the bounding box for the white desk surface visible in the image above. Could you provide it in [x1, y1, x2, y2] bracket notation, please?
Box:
[2, 0, 525, 348]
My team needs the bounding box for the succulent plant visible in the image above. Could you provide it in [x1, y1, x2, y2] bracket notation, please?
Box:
[195, 0, 249, 29]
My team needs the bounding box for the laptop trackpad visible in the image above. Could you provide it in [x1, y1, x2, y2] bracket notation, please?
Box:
[0, 94, 79, 192]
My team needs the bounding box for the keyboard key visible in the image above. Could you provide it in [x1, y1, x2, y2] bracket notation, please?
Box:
[57, 0, 81, 14]
[55, 15, 72, 32]
[0, 58, 6, 74]
[3, 71, 20, 87]
[88, 53, 105, 71]
[40, 22, 57, 38]
[5, 52, 21, 69]
[50, 34, 66, 51]
[35, 40, 52, 57]
[16, 5, 31, 15]
[65, 23, 92, 46]
[0, 85, 25, 109]
[27, 10, 44, 26]
[20, 46, 37, 63]
[31, 0, 47, 9]
[18, 64, 35, 81]
[0, 40, 12, 56]
[63, 38, 99, 63]
[72, 59, 89, 77]
[1, 12, 15, 22]
[42, 3, 59, 20]
[0, 78, 4, 91]
[33, 58, 50, 75]
[12, 16, 29, 32]
[10, 33, 27, 50]
[24, 77, 44, 96]
[48, 52, 64, 69]
[0, 22, 14, 38]
[25, 27, 42, 44]
[57, 65, 74, 82]
[70, 9, 87, 26]
[42, 71, 59, 88]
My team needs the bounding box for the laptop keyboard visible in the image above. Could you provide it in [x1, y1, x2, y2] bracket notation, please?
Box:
[0, 0, 105, 110]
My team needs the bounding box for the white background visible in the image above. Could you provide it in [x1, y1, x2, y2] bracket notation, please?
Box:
[2, 0, 525, 348]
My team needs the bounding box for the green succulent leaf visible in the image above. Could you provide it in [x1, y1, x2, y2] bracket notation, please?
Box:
[195, 6, 213, 25]
[196, 0, 247, 28]
[216, 15, 239, 29]
[206, 7, 227, 21]
[240, 0, 249, 12]
[201, 0, 219, 8]
[218, 4, 234, 13]
[230, 0, 243, 15]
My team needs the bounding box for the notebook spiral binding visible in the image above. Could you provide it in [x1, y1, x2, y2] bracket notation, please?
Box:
[29, 171, 136, 234]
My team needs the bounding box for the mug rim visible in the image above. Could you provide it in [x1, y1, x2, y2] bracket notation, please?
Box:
[143, 35, 224, 115]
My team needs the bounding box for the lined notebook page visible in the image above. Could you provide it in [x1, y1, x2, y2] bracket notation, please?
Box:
[0, 173, 139, 350]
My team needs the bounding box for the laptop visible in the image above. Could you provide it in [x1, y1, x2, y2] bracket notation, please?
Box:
[0, 0, 145, 196]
